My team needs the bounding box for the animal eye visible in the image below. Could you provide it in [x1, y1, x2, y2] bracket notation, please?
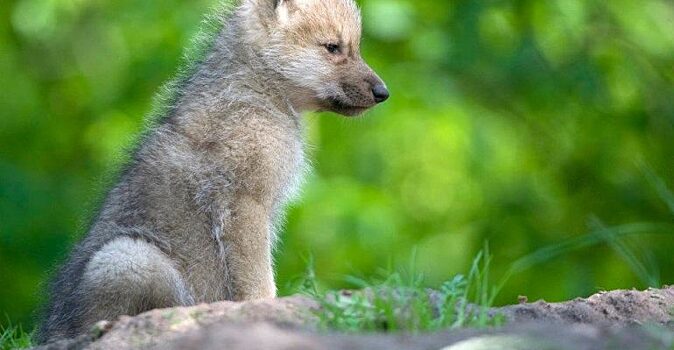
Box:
[324, 43, 341, 54]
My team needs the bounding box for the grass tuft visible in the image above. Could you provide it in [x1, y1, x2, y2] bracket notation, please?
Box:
[0, 321, 33, 350]
[299, 244, 504, 333]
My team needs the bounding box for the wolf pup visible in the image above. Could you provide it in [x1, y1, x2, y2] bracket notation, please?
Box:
[37, 0, 387, 343]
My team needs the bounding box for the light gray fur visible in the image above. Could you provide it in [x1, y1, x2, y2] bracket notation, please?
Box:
[37, 0, 387, 343]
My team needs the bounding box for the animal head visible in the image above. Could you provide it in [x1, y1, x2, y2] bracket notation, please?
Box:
[242, 0, 389, 116]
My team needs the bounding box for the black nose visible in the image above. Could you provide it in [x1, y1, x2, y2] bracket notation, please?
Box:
[372, 84, 389, 103]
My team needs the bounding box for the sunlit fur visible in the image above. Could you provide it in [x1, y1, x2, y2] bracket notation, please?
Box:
[37, 0, 386, 343]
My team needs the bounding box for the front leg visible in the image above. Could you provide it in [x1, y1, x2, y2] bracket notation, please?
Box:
[224, 195, 276, 301]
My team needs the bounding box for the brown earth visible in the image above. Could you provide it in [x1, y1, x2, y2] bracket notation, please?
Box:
[35, 287, 674, 350]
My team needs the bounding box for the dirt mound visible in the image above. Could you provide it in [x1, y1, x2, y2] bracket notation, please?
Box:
[35, 287, 674, 350]
[498, 286, 674, 325]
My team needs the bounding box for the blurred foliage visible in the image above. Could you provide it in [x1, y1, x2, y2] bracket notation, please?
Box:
[1, 0, 673, 329]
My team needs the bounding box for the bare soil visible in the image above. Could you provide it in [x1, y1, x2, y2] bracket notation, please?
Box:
[35, 287, 674, 350]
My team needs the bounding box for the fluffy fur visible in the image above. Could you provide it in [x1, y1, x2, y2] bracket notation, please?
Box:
[37, 0, 387, 343]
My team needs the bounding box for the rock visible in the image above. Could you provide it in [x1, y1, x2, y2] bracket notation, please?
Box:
[160, 322, 673, 350]
[33, 287, 674, 350]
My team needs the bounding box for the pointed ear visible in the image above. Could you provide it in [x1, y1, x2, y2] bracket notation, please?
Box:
[274, 0, 311, 8]
[275, 0, 294, 25]
[274, 0, 311, 24]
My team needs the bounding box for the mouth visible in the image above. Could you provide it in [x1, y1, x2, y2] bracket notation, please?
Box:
[324, 98, 372, 117]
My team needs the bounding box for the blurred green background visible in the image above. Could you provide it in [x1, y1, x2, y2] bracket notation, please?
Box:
[1, 0, 674, 329]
